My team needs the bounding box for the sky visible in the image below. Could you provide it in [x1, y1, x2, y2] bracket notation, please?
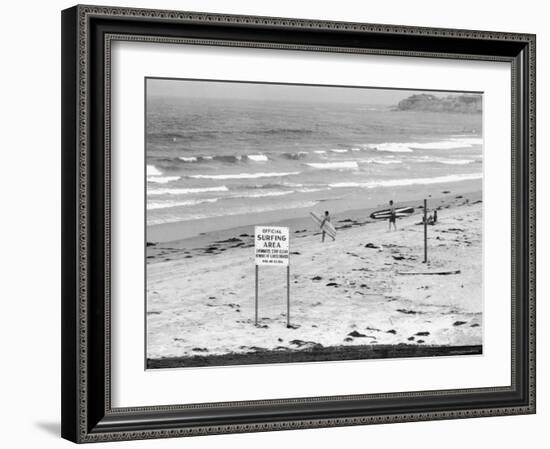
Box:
[146, 78, 479, 106]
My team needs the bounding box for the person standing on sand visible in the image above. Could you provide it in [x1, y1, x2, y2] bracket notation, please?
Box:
[388, 200, 397, 231]
[320, 210, 335, 242]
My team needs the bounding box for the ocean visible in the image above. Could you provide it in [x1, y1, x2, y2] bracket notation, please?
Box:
[146, 95, 482, 226]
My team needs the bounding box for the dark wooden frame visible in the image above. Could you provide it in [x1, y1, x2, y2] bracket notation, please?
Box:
[61, 4, 536, 443]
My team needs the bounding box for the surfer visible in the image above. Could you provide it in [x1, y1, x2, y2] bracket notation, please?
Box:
[388, 200, 397, 231]
[320, 211, 335, 242]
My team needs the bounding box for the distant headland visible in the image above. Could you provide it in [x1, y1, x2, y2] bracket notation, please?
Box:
[397, 93, 482, 113]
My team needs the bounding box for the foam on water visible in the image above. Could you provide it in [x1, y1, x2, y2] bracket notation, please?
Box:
[147, 164, 162, 176]
[414, 156, 477, 165]
[247, 154, 269, 162]
[329, 173, 482, 189]
[360, 159, 403, 165]
[365, 138, 483, 152]
[189, 171, 301, 180]
[409, 141, 472, 150]
[147, 176, 181, 184]
[245, 191, 294, 198]
[435, 159, 475, 165]
[148, 198, 219, 210]
[148, 186, 229, 195]
[367, 143, 414, 153]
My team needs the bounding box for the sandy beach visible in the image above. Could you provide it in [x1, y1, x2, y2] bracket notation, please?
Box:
[146, 187, 483, 368]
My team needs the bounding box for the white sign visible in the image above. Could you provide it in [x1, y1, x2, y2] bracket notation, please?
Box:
[254, 226, 289, 266]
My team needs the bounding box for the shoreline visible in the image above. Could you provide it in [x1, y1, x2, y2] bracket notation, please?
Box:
[147, 186, 481, 264]
[147, 178, 482, 243]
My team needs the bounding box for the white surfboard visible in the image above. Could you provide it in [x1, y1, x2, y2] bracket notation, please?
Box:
[310, 212, 337, 239]
[370, 206, 414, 220]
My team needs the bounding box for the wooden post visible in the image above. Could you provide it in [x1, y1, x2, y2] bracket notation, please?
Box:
[254, 265, 259, 326]
[423, 199, 428, 263]
[286, 265, 290, 328]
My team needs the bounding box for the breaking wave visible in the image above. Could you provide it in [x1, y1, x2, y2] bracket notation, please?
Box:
[189, 171, 301, 180]
[247, 154, 269, 162]
[148, 186, 229, 196]
[147, 165, 162, 176]
[147, 198, 219, 210]
[329, 173, 482, 189]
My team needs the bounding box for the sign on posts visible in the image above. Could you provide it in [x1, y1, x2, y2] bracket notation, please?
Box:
[255, 226, 289, 266]
[254, 226, 291, 327]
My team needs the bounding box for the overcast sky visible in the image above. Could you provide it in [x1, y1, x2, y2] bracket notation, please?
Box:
[147, 78, 478, 106]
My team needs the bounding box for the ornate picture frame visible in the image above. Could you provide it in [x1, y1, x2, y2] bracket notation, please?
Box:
[61, 4, 535, 443]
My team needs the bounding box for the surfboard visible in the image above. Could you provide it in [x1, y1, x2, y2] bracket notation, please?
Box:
[310, 212, 337, 239]
[370, 206, 414, 220]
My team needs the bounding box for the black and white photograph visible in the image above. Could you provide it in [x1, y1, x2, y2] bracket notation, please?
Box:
[55, 3, 538, 444]
[145, 78, 484, 369]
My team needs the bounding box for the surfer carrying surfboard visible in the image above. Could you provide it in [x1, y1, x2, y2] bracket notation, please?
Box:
[320, 211, 336, 243]
[310, 211, 337, 243]
[388, 200, 397, 231]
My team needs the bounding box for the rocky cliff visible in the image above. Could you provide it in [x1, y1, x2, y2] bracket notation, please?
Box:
[397, 93, 482, 113]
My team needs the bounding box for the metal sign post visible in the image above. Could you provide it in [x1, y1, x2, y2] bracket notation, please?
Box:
[286, 265, 290, 328]
[254, 265, 259, 326]
[423, 198, 428, 263]
[254, 226, 290, 327]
